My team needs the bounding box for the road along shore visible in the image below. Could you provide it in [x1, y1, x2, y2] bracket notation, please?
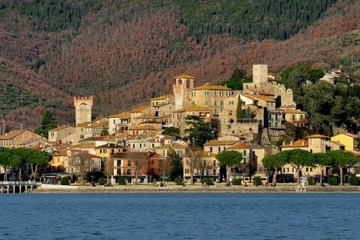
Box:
[33, 183, 360, 194]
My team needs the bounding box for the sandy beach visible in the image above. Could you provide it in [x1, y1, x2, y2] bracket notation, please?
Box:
[33, 183, 360, 194]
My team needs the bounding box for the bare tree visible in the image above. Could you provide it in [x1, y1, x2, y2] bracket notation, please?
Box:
[159, 157, 172, 182]
[71, 151, 92, 185]
[184, 148, 203, 185]
[127, 152, 149, 184]
[104, 157, 114, 185]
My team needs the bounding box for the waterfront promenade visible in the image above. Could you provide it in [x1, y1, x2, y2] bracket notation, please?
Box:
[33, 182, 360, 194]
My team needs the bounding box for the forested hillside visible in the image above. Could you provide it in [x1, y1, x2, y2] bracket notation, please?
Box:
[0, 0, 359, 132]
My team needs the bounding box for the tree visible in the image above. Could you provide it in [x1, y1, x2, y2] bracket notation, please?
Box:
[184, 148, 203, 184]
[236, 95, 242, 122]
[158, 157, 172, 182]
[313, 152, 333, 186]
[286, 149, 313, 184]
[0, 148, 12, 181]
[104, 156, 113, 185]
[127, 151, 149, 184]
[71, 151, 92, 185]
[327, 150, 357, 185]
[162, 127, 180, 139]
[168, 149, 183, 180]
[35, 111, 58, 138]
[262, 152, 286, 184]
[185, 115, 215, 148]
[26, 150, 51, 180]
[215, 150, 243, 184]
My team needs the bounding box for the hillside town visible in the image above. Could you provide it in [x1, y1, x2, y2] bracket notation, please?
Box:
[0, 64, 359, 186]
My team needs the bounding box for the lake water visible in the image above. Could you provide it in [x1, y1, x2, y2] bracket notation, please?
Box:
[0, 193, 359, 240]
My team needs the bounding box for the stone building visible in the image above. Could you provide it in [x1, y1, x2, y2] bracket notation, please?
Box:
[74, 96, 93, 126]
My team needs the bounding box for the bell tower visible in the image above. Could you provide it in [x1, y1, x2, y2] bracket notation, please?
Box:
[74, 96, 93, 125]
[173, 74, 195, 110]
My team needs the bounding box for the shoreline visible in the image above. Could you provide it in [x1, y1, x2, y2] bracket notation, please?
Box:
[32, 183, 360, 194]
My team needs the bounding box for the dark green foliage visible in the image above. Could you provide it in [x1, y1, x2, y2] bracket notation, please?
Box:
[117, 176, 126, 185]
[172, 0, 337, 42]
[231, 178, 242, 185]
[203, 178, 214, 186]
[7, 0, 337, 39]
[329, 177, 339, 186]
[174, 177, 183, 185]
[349, 177, 360, 186]
[252, 176, 262, 186]
[162, 127, 180, 138]
[9, 0, 102, 32]
[35, 111, 58, 138]
[216, 150, 243, 167]
[97, 177, 106, 185]
[307, 176, 315, 185]
[281, 63, 360, 134]
[168, 150, 183, 180]
[185, 115, 216, 148]
[0, 82, 39, 115]
[60, 177, 70, 185]
[218, 68, 250, 90]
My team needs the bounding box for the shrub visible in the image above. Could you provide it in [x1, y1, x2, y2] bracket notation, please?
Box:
[349, 177, 360, 186]
[329, 177, 339, 186]
[98, 177, 107, 185]
[203, 178, 214, 186]
[307, 176, 315, 185]
[60, 177, 70, 185]
[117, 176, 127, 185]
[231, 178, 242, 185]
[253, 176, 262, 186]
[174, 177, 183, 185]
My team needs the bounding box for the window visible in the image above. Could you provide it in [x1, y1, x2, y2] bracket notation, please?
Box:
[243, 150, 246, 156]
[185, 169, 190, 174]
[210, 147, 213, 153]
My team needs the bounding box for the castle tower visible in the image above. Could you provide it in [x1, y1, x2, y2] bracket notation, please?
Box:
[74, 96, 93, 126]
[253, 64, 268, 85]
[173, 74, 195, 110]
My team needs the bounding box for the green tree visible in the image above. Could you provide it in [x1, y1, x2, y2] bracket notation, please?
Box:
[162, 127, 180, 139]
[327, 150, 357, 185]
[185, 115, 215, 148]
[215, 150, 243, 184]
[27, 150, 51, 180]
[168, 149, 183, 180]
[262, 152, 286, 184]
[313, 152, 333, 186]
[35, 111, 58, 138]
[236, 95, 242, 122]
[285, 149, 313, 184]
[0, 148, 12, 181]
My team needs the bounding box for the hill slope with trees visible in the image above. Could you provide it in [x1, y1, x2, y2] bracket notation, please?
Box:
[0, 0, 359, 131]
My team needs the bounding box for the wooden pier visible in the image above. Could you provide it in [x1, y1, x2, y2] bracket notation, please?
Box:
[0, 181, 41, 194]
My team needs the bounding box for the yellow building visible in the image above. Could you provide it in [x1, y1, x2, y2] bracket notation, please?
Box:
[331, 132, 360, 152]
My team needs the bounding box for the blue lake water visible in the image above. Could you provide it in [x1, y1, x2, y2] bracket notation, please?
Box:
[0, 193, 359, 240]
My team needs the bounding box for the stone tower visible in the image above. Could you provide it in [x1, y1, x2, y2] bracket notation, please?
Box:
[253, 64, 268, 85]
[173, 74, 195, 110]
[74, 96, 93, 126]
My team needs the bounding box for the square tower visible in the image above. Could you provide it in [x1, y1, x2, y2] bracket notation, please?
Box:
[74, 96, 93, 125]
[253, 64, 268, 85]
[173, 74, 195, 110]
